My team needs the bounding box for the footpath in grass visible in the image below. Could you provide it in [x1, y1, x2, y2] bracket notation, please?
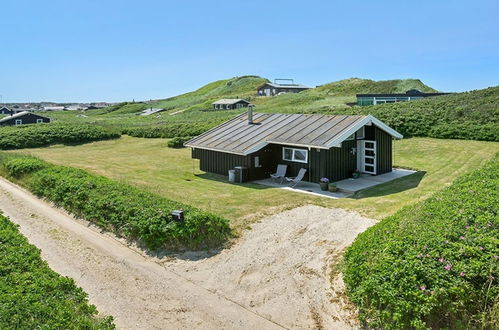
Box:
[0, 213, 114, 329]
[344, 153, 499, 329]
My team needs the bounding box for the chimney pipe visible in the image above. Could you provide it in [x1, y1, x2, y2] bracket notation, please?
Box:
[248, 104, 254, 124]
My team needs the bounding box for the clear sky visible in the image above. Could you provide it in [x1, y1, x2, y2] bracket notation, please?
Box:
[1, 0, 498, 102]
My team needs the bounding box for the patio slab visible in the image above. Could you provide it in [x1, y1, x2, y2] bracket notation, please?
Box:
[335, 168, 416, 193]
[253, 179, 351, 199]
[253, 168, 416, 199]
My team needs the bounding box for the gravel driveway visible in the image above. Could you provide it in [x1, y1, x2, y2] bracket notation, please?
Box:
[0, 177, 376, 329]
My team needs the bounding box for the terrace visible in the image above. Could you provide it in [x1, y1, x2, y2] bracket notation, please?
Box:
[254, 168, 416, 199]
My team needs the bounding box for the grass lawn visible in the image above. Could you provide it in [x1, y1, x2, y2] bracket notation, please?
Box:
[13, 136, 498, 231]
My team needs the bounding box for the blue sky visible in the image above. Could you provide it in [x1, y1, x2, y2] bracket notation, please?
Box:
[1, 0, 498, 102]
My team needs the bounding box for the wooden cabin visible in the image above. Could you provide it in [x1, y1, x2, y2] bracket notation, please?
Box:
[257, 80, 311, 97]
[212, 99, 251, 110]
[0, 111, 51, 126]
[185, 110, 403, 183]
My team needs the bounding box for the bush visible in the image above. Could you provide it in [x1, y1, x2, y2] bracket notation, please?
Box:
[0, 123, 121, 150]
[3, 156, 48, 178]
[0, 214, 114, 328]
[344, 153, 499, 329]
[122, 122, 218, 139]
[167, 136, 192, 148]
[2, 156, 231, 250]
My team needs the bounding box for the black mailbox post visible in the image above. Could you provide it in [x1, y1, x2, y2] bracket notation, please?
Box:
[172, 210, 184, 222]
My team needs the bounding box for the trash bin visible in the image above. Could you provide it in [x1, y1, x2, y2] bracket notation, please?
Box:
[234, 166, 248, 183]
[228, 169, 235, 183]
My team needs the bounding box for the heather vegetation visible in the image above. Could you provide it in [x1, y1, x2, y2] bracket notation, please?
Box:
[0, 213, 114, 329]
[0, 123, 120, 149]
[0, 155, 231, 250]
[41, 77, 498, 143]
[344, 153, 499, 329]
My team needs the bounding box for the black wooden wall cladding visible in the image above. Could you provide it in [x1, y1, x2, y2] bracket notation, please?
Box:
[191, 126, 392, 182]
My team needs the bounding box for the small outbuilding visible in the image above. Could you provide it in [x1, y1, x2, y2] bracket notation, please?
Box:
[257, 79, 311, 97]
[185, 110, 403, 183]
[212, 99, 251, 110]
[0, 111, 51, 126]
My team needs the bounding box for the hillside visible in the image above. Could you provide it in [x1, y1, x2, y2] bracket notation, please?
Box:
[41, 76, 496, 141]
[334, 86, 499, 141]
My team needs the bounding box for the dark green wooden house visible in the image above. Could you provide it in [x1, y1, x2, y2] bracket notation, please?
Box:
[185, 110, 403, 183]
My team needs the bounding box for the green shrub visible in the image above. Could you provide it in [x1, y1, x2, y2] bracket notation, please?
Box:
[344, 154, 499, 329]
[0, 123, 121, 150]
[167, 136, 192, 148]
[1, 156, 231, 250]
[3, 156, 48, 178]
[0, 214, 114, 328]
[122, 122, 217, 139]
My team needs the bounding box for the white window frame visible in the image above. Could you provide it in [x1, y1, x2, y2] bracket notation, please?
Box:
[36, 119, 43, 123]
[15, 119, 22, 125]
[356, 126, 365, 139]
[282, 147, 308, 163]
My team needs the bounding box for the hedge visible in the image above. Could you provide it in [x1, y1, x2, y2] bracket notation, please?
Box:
[344, 153, 499, 329]
[0, 213, 114, 329]
[1, 156, 231, 250]
[0, 123, 120, 149]
[122, 122, 218, 139]
[167, 136, 192, 148]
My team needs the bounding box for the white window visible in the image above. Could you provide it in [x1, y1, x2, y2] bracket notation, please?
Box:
[254, 156, 260, 168]
[282, 147, 308, 163]
[15, 119, 22, 125]
[356, 126, 365, 139]
[36, 119, 43, 123]
[227, 105, 231, 109]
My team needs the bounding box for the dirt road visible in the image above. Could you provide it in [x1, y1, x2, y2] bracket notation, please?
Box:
[0, 177, 376, 329]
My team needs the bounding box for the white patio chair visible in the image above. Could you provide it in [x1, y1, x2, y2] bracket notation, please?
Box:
[270, 164, 287, 183]
[285, 168, 307, 188]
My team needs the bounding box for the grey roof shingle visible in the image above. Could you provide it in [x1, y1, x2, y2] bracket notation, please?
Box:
[185, 112, 400, 155]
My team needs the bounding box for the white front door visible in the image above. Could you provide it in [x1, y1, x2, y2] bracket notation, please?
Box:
[362, 140, 376, 174]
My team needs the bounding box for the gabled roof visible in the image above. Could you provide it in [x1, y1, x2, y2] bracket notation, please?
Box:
[0, 111, 49, 123]
[259, 82, 310, 89]
[212, 99, 250, 105]
[185, 112, 403, 155]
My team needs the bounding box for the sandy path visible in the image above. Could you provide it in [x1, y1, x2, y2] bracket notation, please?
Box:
[0, 177, 376, 329]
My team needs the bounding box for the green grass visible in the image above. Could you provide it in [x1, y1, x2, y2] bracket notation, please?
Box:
[13, 136, 498, 231]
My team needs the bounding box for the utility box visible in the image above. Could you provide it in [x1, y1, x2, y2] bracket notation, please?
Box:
[172, 210, 184, 222]
[234, 166, 248, 183]
[228, 169, 236, 183]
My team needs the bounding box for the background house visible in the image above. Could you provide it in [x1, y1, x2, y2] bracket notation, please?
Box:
[212, 99, 251, 110]
[257, 79, 311, 96]
[0, 112, 50, 126]
[185, 111, 402, 183]
[356, 89, 450, 106]
[0, 106, 13, 115]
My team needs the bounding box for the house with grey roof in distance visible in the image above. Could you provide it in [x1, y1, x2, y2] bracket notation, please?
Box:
[185, 108, 403, 184]
[257, 79, 311, 96]
[212, 99, 251, 110]
[0, 111, 50, 126]
[0, 106, 14, 115]
[356, 89, 451, 106]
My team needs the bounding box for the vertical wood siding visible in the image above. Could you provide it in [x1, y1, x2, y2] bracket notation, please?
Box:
[375, 127, 393, 174]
